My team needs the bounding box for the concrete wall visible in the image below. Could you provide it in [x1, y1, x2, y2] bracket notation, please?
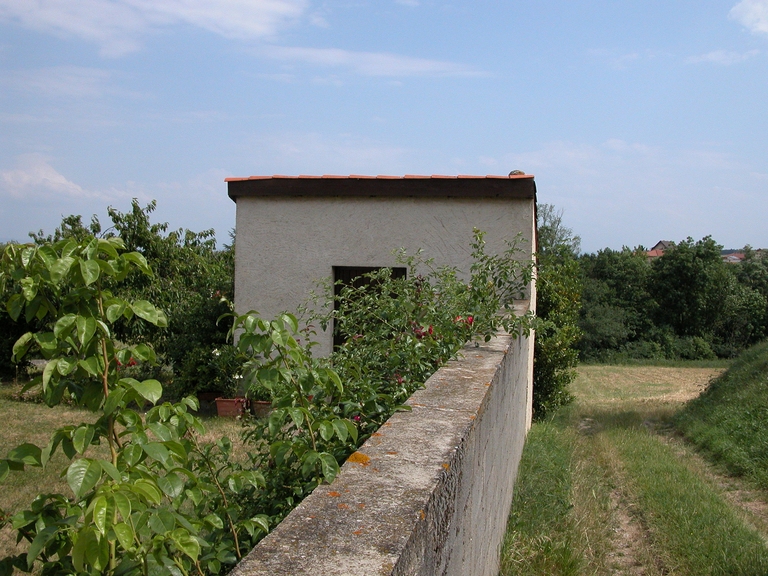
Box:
[233, 195, 535, 357]
[231, 315, 534, 576]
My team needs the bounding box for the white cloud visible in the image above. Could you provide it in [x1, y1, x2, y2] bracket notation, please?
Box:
[686, 49, 760, 65]
[260, 45, 486, 77]
[0, 154, 139, 202]
[0, 0, 308, 57]
[730, 0, 768, 34]
[4, 66, 112, 97]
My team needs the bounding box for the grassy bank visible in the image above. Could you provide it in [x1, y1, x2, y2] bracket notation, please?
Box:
[500, 362, 768, 575]
[675, 340, 768, 488]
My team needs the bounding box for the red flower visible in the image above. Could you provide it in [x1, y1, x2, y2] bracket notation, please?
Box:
[353, 415, 361, 422]
[428, 325, 434, 335]
[466, 316, 474, 326]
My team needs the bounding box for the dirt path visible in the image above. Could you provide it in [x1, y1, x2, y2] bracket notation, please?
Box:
[570, 365, 768, 575]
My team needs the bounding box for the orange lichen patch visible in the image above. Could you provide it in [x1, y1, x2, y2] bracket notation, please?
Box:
[372, 432, 383, 437]
[357, 503, 366, 509]
[328, 491, 341, 497]
[469, 415, 476, 420]
[386, 451, 398, 455]
[348, 452, 372, 466]
[419, 510, 426, 520]
[442, 463, 450, 470]
[338, 503, 349, 510]
[353, 530, 364, 536]
[485, 382, 491, 387]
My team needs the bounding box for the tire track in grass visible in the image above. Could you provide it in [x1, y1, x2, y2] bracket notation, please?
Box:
[611, 426, 768, 576]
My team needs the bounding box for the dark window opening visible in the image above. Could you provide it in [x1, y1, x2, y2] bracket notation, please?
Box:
[332, 266, 407, 348]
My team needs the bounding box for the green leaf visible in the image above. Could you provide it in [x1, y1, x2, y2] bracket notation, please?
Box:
[157, 473, 184, 499]
[42, 360, 56, 391]
[7, 443, 42, 467]
[251, 515, 270, 534]
[79, 356, 100, 377]
[147, 422, 173, 442]
[332, 419, 348, 443]
[92, 495, 108, 534]
[123, 251, 151, 273]
[57, 356, 78, 377]
[142, 443, 171, 466]
[0, 460, 8, 482]
[79, 259, 100, 286]
[301, 451, 320, 478]
[76, 315, 97, 347]
[318, 420, 334, 442]
[171, 528, 200, 560]
[132, 380, 162, 404]
[288, 407, 305, 428]
[114, 522, 134, 551]
[113, 492, 132, 522]
[72, 527, 94, 572]
[100, 460, 122, 482]
[106, 302, 127, 323]
[133, 479, 163, 505]
[131, 300, 158, 324]
[67, 459, 102, 499]
[72, 425, 95, 455]
[319, 453, 340, 483]
[49, 256, 75, 283]
[103, 386, 126, 416]
[97, 239, 119, 259]
[20, 277, 37, 302]
[26, 525, 59, 569]
[11, 332, 33, 362]
[6, 294, 24, 322]
[53, 314, 77, 338]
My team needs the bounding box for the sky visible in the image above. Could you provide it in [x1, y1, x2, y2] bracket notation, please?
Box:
[0, 0, 766, 253]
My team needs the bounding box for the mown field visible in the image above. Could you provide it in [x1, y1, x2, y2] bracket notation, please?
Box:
[500, 362, 768, 576]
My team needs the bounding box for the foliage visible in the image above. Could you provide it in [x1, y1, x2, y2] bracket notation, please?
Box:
[24, 200, 235, 399]
[0, 238, 267, 576]
[534, 205, 582, 419]
[578, 238, 768, 362]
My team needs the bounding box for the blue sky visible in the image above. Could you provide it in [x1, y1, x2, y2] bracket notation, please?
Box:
[1, 0, 766, 253]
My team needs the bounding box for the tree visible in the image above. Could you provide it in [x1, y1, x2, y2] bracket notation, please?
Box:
[578, 247, 653, 359]
[533, 204, 581, 418]
[649, 237, 730, 340]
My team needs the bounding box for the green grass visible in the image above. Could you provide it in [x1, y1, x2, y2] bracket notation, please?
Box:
[675, 340, 768, 488]
[613, 427, 768, 575]
[499, 421, 582, 575]
[501, 362, 768, 575]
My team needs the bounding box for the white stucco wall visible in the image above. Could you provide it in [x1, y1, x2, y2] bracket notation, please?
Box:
[234, 195, 535, 356]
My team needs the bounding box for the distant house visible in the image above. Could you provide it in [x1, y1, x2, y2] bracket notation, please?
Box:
[646, 240, 672, 260]
[721, 252, 745, 264]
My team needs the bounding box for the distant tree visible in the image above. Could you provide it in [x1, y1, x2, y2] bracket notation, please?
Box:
[649, 237, 730, 340]
[533, 204, 581, 418]
[537, 204, 581, 257]
[578, 247, 653, 359]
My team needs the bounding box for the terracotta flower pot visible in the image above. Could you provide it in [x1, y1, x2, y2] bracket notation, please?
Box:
[215, 397, 247, 417]
[250, 400, 272, 419]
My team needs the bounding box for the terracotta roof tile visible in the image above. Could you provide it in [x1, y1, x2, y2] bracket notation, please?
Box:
[225, 174, 534, 182]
